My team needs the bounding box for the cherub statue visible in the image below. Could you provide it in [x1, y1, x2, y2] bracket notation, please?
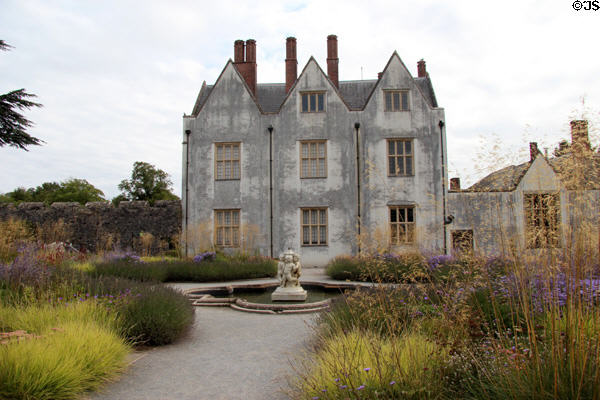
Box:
[277, 249, 302, 288]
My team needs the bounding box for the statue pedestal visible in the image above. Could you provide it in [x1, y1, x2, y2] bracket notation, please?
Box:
[271, 286, 307, 302]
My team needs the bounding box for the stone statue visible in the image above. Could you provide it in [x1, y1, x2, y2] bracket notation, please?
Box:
[272, 249, 307, 301]
[277, 249, 301, 288]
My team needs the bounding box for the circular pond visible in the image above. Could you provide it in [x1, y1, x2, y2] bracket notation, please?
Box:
[184, 282, 358, 314]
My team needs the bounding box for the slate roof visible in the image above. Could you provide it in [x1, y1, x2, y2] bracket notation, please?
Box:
[190, 77, 438, 115]
[465, 153, 600, 192]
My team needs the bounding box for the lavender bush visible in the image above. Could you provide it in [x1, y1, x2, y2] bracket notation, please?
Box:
[193, 251, 216, 263]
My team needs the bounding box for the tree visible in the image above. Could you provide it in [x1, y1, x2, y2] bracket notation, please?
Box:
[117, 161, 179, 204]
[0, 40, 43, 150]
[0, 179, 105, 205]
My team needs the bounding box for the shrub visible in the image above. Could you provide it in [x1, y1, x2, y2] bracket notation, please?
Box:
[0, 321, 129, 400]
[0, 302, 129, 400]
[118, 285, 194, 346]
[325, 255, 363, 281]
[0, 218, 33, 262]
[296, 330, 449, 400]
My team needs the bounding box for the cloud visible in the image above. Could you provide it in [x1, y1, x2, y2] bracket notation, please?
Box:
[1, 0, 598, 197]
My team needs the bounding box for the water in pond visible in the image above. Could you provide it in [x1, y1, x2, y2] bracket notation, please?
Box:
[233, 286, 344, 305]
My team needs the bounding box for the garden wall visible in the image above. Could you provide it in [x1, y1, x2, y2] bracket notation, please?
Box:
[0, 200, 181, 253]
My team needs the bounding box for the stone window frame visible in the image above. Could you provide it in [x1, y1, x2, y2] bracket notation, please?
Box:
[214, 209, 240, 247]
[383, 89, 410, 112]
[387, 138, 414, 176]
[301, 208, 328, 246]
[524, 192, 560, 248]
[214, 142, 241, 180]
[299, 140, 327, 178]
[300, 91, 326, 113]
[389, 205, 415, 245]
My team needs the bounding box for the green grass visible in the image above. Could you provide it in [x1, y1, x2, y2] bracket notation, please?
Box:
[0, 302, 130, 400]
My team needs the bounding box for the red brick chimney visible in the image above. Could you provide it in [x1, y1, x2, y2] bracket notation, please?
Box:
[327, 35, 339, 88]
[570, 120, 591, 152]
[417, 59, 427, 78]
[234, 40, 244, 63]
[529, 142, 539, 161]
[233, 39, 257, 96]
[450, 177, 461, 191]
[285, 37, 297, 93]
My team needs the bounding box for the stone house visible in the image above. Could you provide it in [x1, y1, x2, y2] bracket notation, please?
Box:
[447, 120, 600, 256]
[182, 35, 448, 265]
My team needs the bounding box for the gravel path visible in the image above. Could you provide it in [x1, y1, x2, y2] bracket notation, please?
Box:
[88, 301, 316, 400]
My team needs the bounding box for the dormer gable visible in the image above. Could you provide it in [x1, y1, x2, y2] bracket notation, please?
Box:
[518, 154, 562, 192]
[193, 60, 263, 116]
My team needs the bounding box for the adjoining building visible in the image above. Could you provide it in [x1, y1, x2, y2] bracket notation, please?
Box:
[182, 35, 599, 264]
[183, 35, 447, 265]
[447, 120, 600, 256]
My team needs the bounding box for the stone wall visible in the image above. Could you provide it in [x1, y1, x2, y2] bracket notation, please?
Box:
[0, 200, 181, 253]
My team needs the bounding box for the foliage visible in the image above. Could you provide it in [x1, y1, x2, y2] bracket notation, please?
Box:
[0, 218, 33, 262]
[295, 330, 449, 400]
[0, 178, 105, 205]
[0, 301, 129, 400]
[116, 161, 179, 204]
[0, 40, 43, 150]
[118, 285, 195, 346]
[92, 254, 277, 283]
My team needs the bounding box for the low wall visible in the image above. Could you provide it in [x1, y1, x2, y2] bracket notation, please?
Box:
[0, 200, 181, 253]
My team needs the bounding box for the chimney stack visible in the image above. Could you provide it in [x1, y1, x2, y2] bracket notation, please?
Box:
[450, 177, 461, 191]
[285, 37, 297, 93]
[529, 142, 539, 162]
[233, 39, 257, 95]
[327, 34, 339, 88]
[234, 40, 244, 63]
[417, 59, 427, 78]
[570, 120, 591, 152]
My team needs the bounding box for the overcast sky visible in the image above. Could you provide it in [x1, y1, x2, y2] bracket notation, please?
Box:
[2, 0, 598, 199]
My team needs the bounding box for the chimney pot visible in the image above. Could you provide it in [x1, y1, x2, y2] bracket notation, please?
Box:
[326, 34, 339, 88]
[570, 120, 591, 152]
[234, 40, 244, 63]
[285, 37, 298, 93]
[450, 177, 461, 191]
[529, 142, 539, 162]
[245, 39, 256, 62]
[417, 59, 427, 78]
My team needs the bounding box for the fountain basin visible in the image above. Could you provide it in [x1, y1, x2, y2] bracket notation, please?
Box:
[184, 281, 357, 314]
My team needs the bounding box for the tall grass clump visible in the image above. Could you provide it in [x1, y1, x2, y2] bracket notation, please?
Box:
[0, 302, 129, 400]
[294, 330, 449, 400]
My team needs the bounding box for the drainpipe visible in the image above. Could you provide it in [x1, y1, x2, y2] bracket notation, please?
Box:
[268, 125, 274, 258]
[438, 120, 448, 254]
[184, 129, 191, 257]
[354, 122, 361, 255]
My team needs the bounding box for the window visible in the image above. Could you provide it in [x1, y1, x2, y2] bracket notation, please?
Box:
[384, 90, 409, 111]
[452, 230, 474, 253]
[300, 141, 327, 178]
[387, 139, 414, 176]
[301, 208, 327, 246]
[301, 92, 325, 113]
[524, 193, 560, 248]
[214, 209, 240, 247]
[215, 143, 240, 180]
[389, 206, 415, 245]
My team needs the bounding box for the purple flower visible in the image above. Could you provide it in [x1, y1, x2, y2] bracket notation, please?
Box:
[357, 385, 365, 391]
[364, 367, 371, 372]
[390, 381, 396, 385]
[334, 378, 340, 382]
[340, 385, 348, 389]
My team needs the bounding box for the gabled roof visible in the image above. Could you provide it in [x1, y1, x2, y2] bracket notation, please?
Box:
[189, 53, 439, 116]
[465, 153, 600, 192]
